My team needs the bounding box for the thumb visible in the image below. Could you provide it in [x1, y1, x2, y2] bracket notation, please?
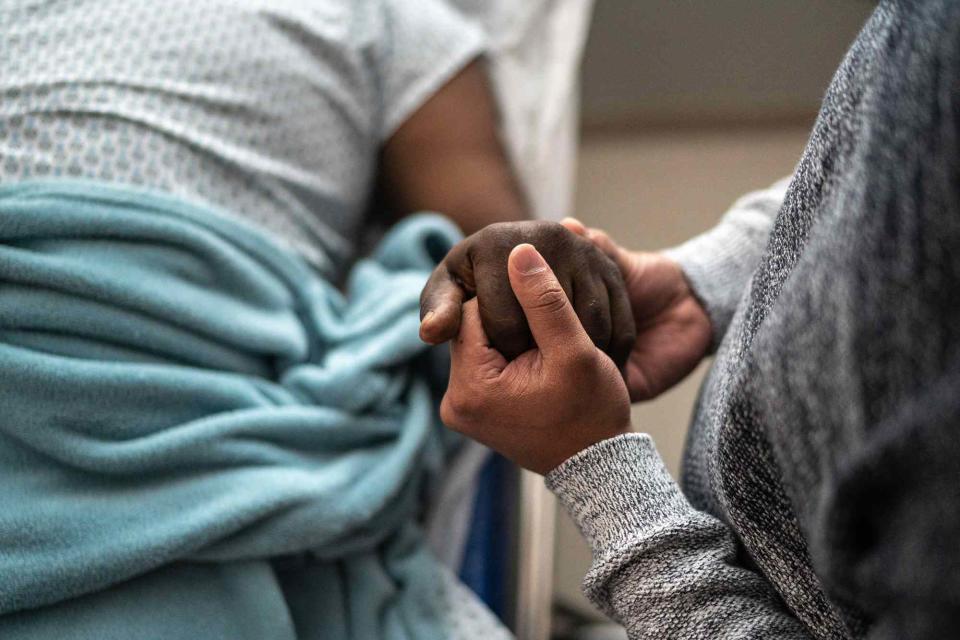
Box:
[507, 244, 591, 357]
[419, 265, 464, 344]
[419, 243, 470, 344]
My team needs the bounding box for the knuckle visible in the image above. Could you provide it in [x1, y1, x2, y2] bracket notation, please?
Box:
[590, 231, 619, 261]
[526, 220, 571, 250]
[584, 296, 611, 329]
[583, 312, 611, 350]
[541, 220, 568, 240]
[439, 394, 462, 429]
[481, 222, 522, 248]
[613, 329, 636, 356]
[483, 221, 514, 236]
[589, 246, 620, 278]
[439, 391, 482, 428]
[530, 284, 569, 314]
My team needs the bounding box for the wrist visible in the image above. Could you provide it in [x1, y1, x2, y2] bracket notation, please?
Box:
[546, 433, 695, 556]
[660, 253, 713, 334]
[543, 420, 632, 476]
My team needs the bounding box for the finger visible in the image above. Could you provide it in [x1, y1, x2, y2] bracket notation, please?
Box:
[604, 267, 637, 370]
[586, 228, 622, 263]
[449, 298, 488, 358]
[572, 274, 611, 353]
[507, 243, 591, 358]
[443, 299, 505, 434]
[587, 228, 637, 283]
[419, 244, 472, 344]
[449, 299, 506, 376]
[560, 217, 588, 236]
[475, 257, 532, 361]
[419, 266, 465, 344]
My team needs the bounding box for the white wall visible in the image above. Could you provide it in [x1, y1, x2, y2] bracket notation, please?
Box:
[581, 0, 874, 127]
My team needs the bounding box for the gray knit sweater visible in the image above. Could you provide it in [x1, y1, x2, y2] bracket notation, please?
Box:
[546, 2, 960, 638]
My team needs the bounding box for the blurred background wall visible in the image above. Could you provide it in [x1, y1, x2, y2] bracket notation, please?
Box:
[551, 2, 874, 637]
[580, 0, 875, 129]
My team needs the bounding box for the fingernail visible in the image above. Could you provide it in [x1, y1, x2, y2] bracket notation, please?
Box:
[512, 244, 546, 275]
[421, 310, 436, 325]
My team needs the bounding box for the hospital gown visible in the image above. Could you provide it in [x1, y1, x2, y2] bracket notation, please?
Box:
[1, 0, 480, 276]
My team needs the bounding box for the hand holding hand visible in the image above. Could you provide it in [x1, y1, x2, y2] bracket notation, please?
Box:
[419, 221, 635, 368]
[559, 219, 713, 401]
[440, 244, 631, 475]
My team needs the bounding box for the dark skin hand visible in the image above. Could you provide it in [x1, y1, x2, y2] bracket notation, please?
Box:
[379, 60, 634, 364]
[441, 245, 632, 475]
[419, 220, 637, 368]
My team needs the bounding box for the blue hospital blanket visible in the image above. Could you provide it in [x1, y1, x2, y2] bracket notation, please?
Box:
[0, 181, 463, 639]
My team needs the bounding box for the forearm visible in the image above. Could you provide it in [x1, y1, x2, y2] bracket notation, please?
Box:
[547, 434, 812, 639]
[378, 59, 530, 233]
[664, 178, 789, 347]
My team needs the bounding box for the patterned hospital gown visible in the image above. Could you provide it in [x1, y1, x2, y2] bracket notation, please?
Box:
[1, 0, 481, 275]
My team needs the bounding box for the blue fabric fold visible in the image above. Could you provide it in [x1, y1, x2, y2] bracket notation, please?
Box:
[0, 181, 463, 639]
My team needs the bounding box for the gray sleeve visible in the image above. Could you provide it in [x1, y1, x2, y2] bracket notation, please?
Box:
[664, 178, 790, 348]
[546, 433, 813, 639]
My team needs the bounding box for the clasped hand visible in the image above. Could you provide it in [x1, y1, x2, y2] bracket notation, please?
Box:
[419, 220, 712, 474]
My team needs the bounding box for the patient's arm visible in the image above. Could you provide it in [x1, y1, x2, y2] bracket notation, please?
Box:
[380, 60, 634, 364]
[377, 59, 529, 234]
[381, 60, 635, 367]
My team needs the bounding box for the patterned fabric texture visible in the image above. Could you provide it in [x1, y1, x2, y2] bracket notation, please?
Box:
[548, 1, 960, 638]
[0, 0, 484, 273]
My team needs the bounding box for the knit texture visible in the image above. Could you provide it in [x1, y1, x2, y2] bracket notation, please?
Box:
[548, 2, 960, 638]
[664, 177, 790, 350]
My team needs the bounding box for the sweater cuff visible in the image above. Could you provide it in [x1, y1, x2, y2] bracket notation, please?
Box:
[545, 433, 694, 558]
[663, 178, 789, 348]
